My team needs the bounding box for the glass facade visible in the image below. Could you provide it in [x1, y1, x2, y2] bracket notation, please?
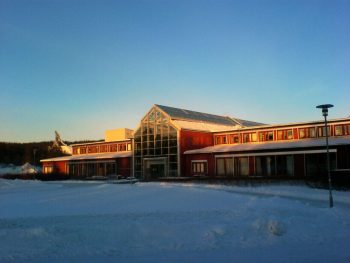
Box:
[134, 108, 178, 179]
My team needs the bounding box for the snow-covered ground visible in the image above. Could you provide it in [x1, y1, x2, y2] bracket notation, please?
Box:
[0, 180, 349, 263]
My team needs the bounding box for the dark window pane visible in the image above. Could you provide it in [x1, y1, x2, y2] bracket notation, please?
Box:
[169, 155, 177, 162]
[162, 140, 168, 148]
[162, 148, 168, 155]
[169, 140, 177, 147]
[169, 147, 177, 154]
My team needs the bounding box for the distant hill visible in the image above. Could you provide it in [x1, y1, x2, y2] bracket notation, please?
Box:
[0, 140, 100, 166]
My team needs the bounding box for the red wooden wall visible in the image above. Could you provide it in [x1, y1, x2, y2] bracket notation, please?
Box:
[179, 130, 214, 177]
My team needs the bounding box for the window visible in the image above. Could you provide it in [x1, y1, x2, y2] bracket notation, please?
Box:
[110, 144, 117, 152]
[134, 107, 179, 178]
[127, 143, 132, 151]
[192, 161, 207, 175]
[259, 131, 274, 141]
[299, 127, 316, 139]
[335, 125, 343, 136]
[100, 145, 107, 152]
[216, 157, 234, 176]
[318, 126, 331, 137]
[251, 133, 257, 142]
[44, 166, 53, 174]
[229, 134, 240, 144]
[242, 133, 257, 143]
[277, 129, 293, 140]
[88, 146, 98, 153]
[310, 127, 316, 137]
[235, 157, 249, 176]
[118, 143, 127, 151]
[243, 134, 250, 143]
[215, 135, 227, 145]
[255, 156, 276, 176]
[80, 147, 86, 154]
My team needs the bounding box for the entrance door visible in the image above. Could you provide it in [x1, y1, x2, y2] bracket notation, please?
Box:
[150, 164, 165, 178]
[144, 158, 167, 179]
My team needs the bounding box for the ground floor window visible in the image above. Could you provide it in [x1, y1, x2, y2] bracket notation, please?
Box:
[216, 157, 234, 176]
[305, 153, 336, 177]
[235, 157, 249, 176]
[255, 156, 276, 176]
[192, 161, 208, 175]
[43, 166, 53, 174]
[68, 161, 117, 177]
[215, 154, 296, 177]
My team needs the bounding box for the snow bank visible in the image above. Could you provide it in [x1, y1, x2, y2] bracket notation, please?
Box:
[0, 180, 349, 263]
[0, 163, 41, 175]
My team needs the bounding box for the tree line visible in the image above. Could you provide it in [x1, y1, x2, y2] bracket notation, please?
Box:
[0, 140, 97, 166]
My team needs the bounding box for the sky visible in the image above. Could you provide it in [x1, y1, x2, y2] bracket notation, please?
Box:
[0, 0, 349, 142]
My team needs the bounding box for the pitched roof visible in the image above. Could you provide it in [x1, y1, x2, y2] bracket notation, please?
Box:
[155, 104, 263, 127]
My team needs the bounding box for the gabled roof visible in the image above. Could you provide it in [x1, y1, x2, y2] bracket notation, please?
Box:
[155, 104, 263, 127]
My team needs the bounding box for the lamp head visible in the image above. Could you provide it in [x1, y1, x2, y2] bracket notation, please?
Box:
[316, 104, 334, 117]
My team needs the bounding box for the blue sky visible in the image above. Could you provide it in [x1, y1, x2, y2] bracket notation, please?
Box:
[1, 0, 349, 142]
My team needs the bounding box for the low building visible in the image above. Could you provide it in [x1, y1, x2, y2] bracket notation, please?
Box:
[41, 129, 133, 178]
[41, 104, 350, 179]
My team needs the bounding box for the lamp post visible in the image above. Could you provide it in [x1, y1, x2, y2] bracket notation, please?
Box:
[316, 104, 334, 208]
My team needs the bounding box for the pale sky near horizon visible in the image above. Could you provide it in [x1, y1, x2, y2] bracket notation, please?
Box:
[1, 0, 349, 142]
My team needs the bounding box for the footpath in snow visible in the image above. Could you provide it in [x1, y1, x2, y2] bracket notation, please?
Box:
[0, 179, 349, 263]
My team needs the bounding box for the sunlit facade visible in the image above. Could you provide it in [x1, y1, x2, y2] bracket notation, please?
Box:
[41, 104, 350, 180]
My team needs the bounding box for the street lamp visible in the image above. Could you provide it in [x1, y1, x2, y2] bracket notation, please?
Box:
[316, 104, 334, 208]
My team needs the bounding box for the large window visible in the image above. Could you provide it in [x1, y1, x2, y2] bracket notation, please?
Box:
[317, 126, 331, 137]
[255, 156, 276, 176]
[234, 157, 249, 176]
[216, 157, 234, 176]
[215, 135, 227, 145]
[298, 127, 316, 139]
[68, 161, 117, 178]
[259, 131, 274, 141]
[229, 134, 240, 144]
[305, 153, 336, 177]
[335, 125, 343, 136]
[134, 108, 178, 178]
[277, 129, 293, 140]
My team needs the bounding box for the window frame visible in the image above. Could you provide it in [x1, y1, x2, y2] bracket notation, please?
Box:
[191, 160, 208, 175]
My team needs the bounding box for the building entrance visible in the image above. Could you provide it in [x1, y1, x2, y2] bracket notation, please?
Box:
[143, 158, 167, 179]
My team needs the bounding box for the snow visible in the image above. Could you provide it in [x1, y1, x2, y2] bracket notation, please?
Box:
[185, 137, 350, 154]
[0, 163, 41, 175]
[0, 180, 349, 263]
[171, 119, 240, 132]
[40, 151, 132, 162]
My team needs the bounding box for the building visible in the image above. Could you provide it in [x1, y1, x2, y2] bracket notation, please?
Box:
[41, 128, 133, 178]
[41, 104, 350, 179]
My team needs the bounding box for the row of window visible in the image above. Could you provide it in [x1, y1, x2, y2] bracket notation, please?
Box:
[192, 153, 337, 177]
[73, 142, 132, 155]
[215, 124, 350, 145]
